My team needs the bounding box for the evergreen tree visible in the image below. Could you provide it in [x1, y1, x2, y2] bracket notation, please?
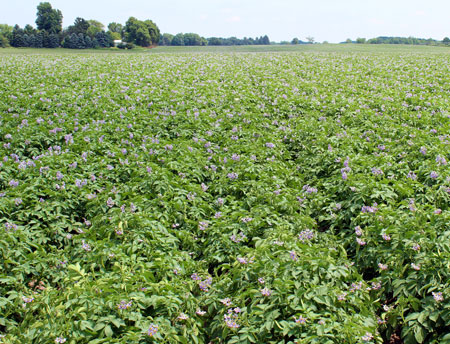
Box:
[11, 25, 26, 47]
[42, 32, 59, 48]
[84, 35, 93, 49]
[95, 31, 112, 48]
[22, 34, 31, 47]
[63, 33, 79, 49]
[30, 32, 44, 48]
[77, 33, 86, 49]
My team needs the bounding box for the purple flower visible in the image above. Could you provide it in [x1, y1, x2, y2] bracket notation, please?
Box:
[430, 171, 438, 179]
[199, 276, 212, 292]
[432, 291, 443, 302]
[289, 250, 298, 261]
[371, 281, 381, 290]
[298, 229, 315, 242]
[361, 332, 374, 342]
[81, 240, 91, 252]
[9, 180, 19, 188]
[227, 172, 238, 180]
[381, 233, 391, 241]
[237, 257, 248, 264]
[378, 263, 388, 270]
[411, 263, 421, 271]
[261, 287, 272, 296]
[147, 324, 158, 337]
[293, 315, 307, 324]
[55, 337, 67, 343]
[224, 310, 240, 328]
[371, 167, 383, 176]
[107, 197, 115, 208]
[196, 309, 206, 316]
[231, 154, 240, 161]
[302, 185, 317, 193]
[22, 296, 34, 303]
[230, 232, 246, 243]
[361, 203, 378, 213]
[177, 313, 189, 321]
[220, 298, 232, 306]
[199, 221, 209, 231]
[407, 171, 417, 180]
[356, 238, 366, 246]
[117, 300, 132, 310]
[338, 292, 347, 301]
[265, 142, 275, 148]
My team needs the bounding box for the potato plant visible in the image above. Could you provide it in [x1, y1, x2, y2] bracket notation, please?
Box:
[0, 49, 449, 343]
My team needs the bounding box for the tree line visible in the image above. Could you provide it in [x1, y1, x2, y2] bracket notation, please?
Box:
[345, 36, 450, 45]
[159, 33, 270, 46]
[0, 2, 272, 49]
[0, 3, 161, 49]
[3, 2, 446, 49]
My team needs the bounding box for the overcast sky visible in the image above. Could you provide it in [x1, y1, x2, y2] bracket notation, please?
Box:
[2, 0, 449, 43]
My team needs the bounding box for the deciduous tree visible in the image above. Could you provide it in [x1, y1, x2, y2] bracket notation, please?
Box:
[36, 2, 62, 34]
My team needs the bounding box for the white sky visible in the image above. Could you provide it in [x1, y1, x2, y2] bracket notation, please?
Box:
[1, 0, 449, 43]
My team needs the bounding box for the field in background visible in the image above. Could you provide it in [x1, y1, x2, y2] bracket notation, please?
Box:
[1, 44, 450, 55]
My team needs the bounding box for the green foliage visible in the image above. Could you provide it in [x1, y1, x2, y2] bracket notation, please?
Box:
[67, 17, 90, 36]
[35, 2, 63, 34]
[0, 48, 449, 344]
[171, 33, 185, 46]
[86, 20, 105, 38]
[160, 33, 174, 46]
[0, 25, 12, 47]
[124, 17, 160, 47]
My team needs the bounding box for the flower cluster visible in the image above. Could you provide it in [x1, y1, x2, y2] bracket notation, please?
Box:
[293, 315, 307, 324]
[147, 323, 158, 337]
[224, 308, 240, 328]
[117, 300, 132, 310]
[298, 229, 315, 242]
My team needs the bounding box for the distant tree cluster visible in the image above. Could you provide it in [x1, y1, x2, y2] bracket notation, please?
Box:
[344, 36, 450, 46]
[159, 34, 270, 46]
[0, 2, 161, 49]
[124, 17, 160, 47]
[62, 17, 112, 49]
